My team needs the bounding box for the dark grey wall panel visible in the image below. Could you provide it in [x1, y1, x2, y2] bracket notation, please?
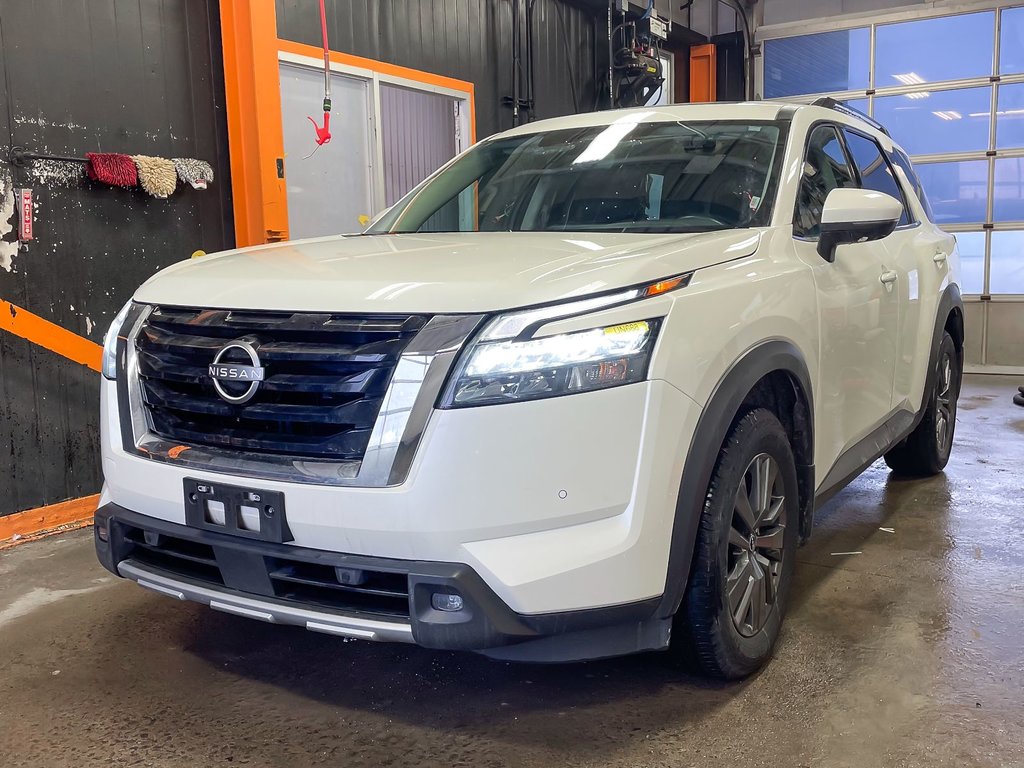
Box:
[275, 0, 598, 139]
[0, 0, 233, 517]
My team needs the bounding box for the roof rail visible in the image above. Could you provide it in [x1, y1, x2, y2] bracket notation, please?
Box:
[811, 96, 890, 137]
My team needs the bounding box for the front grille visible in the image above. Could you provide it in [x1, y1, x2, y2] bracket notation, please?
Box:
[121, 523, 411, 618]
[135, 307, 429, 461]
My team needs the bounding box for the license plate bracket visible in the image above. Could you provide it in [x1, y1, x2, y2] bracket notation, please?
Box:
[183, 478, 292, 543]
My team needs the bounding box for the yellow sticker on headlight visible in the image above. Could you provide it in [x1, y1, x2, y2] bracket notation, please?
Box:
[603, 321, 649, 336]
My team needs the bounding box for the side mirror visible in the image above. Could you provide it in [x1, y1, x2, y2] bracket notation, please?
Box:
[817, 188, 903, 262]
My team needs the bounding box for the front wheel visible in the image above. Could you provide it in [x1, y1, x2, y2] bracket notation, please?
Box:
[676, 408, 799, 679]
[884, 331, 960, 476]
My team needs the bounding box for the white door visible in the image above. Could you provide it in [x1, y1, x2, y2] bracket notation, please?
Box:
[379, 83, 459, 207]
[793, 124, 900, 472]
[279, 62, 375, 238]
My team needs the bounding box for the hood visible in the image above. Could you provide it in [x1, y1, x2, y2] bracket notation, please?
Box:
[134, 230, 762, 314]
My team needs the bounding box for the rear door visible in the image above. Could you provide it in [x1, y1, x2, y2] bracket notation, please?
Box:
[884, 147, 957, 411]
[791, 124, 901, 473]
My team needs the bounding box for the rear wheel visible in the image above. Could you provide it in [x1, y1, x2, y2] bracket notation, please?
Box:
[884, 331, 960, 476]
[677, 408, 799, 679]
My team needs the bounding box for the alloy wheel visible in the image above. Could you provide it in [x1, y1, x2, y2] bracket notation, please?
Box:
[935, 352, 954, 452]
[727, 453, 787, 637]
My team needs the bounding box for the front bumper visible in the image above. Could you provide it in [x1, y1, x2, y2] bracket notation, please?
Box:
[95, 504, 669, 661]
[102, 378, 703, 617]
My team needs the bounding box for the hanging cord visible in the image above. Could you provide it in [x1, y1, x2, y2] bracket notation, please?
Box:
[720, 0, 755, 100]
[307, 0, 332, 147]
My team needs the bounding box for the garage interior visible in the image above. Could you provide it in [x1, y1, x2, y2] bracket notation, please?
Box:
[1, 1, 1022, 766]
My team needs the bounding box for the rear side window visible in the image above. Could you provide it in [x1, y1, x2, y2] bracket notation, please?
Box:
[888, 148, 935, 222]
[842, 130, 911, 226]
[794, 124, 858, 238]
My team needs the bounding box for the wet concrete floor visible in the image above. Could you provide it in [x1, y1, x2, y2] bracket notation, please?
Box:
[1, 375, 1021, 767]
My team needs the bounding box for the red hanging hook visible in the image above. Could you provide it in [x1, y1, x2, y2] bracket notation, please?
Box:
[308, 0, 332, 146]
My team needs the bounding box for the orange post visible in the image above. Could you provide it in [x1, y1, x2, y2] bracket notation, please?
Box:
[220, 0, 290, 246]
[689, 44, 717, 103]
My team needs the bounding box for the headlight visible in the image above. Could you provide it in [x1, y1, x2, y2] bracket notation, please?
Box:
[101, 300, 134, 380]
[441, 318, 661, 408]
[440, 274, 693, 409]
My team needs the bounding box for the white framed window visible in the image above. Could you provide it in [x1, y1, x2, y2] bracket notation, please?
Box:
[277, 51, 473, 239]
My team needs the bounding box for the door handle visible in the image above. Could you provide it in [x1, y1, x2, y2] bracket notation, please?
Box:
[933, 250, 948, 264]
[879, 270, 898, 285]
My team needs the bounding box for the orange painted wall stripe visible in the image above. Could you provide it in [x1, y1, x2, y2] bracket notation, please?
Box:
[277, 38, 477, 141]
[0, 304, 101, 536]
[0, 493, 99, 545]
[0, 298, 102, 372]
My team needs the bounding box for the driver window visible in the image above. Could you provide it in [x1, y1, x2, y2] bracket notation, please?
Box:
[842, 130, 911, 226]
[794, 125, 856, 239]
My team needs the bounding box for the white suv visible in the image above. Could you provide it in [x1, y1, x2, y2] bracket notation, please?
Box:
[96, 101, 963, 678]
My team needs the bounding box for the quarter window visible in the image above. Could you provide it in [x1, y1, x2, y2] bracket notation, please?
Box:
[842, 130, 910, 226]
[794, 125, 857, 238]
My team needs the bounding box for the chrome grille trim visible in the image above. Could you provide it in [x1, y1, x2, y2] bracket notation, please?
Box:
[116, 305, 483, 487]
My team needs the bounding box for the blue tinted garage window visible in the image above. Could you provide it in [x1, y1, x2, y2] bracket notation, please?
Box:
[873, 87, 992, 156]
[995, 83, 1024, 150]
[763, 28, 870, 98]
[991, 231, 1024, 293]
[1000, 6, 1024, 75]
[915, 160, 988, 225]
[875, 12, 994, 86]
[993, 158, 1024, 222]
[955, 232, 986, 295]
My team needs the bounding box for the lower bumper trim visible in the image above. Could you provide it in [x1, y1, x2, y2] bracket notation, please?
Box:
[119, 560, 415, 644]
[98, 503, 667, 661]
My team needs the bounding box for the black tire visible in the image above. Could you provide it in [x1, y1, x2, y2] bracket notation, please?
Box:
[676, 408, 799, 680]
[884, 331, 960, 476]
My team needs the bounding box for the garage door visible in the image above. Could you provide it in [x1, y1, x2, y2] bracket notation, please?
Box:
[759, 5, 1024, 370]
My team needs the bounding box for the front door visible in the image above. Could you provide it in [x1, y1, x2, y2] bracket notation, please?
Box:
[793, 124, 901, 475]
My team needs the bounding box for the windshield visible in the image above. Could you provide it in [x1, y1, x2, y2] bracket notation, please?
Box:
[368, 119, 785, 235]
